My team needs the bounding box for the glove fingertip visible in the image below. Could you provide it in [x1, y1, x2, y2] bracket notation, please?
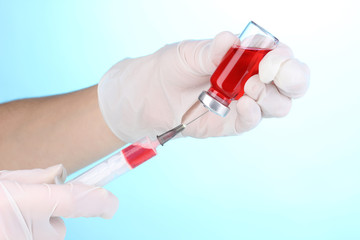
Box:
[259, 43, 294, 84]
[235, 96, 262, 133]
[51, 184, 119, 219]
[0, 164, 68, 184]
[80, 185, 119, 219]
[50, 217, 67, 239]
[259, 58, 278, 84]
[210, 31, 239, 66]
[100, 189, 119, 219]
[274, 59, 310, 98]
[214, 31, 239, 43]
[43, 164, 67, 184]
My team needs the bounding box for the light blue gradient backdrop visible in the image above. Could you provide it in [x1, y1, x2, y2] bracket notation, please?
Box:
[1, 0, 359, 239]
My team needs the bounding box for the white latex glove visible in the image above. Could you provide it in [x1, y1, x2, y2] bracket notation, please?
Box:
[0, 165, 119, 240]
[98, 31, 310, 142]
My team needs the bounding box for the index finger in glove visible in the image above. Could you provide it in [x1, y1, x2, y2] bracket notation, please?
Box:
[259, 43, 310, 98]
[273, 58, 310, 98]
[8, 182, 119, 219]
[259, 43, 294, 84]
[51, 183, 119, 219]
[177, 31, 238, 77]
[0, 164, 67, 184]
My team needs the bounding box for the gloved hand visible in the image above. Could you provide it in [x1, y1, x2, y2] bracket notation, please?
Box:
[98, 31, 310, 142]
[0, 165, 119, 240]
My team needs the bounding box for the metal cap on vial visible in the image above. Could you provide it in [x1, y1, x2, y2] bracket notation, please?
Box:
[198, 91, 230, 117]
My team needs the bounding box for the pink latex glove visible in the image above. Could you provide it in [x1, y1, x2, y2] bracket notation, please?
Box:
[98, 31, 310, 142]
[0, 165, 118, 240]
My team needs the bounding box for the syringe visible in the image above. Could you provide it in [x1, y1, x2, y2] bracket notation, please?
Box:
[70, 105, 209, 187]
[70, 124, 187, 187]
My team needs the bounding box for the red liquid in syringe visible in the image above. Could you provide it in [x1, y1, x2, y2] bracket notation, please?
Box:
[209, 46, 271, 102]
[122, 142, 158, 168]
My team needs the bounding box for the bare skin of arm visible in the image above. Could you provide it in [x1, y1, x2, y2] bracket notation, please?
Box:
[0, 85, 125, 174]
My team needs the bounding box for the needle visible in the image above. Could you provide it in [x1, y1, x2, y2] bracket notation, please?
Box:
[185, 109, 209, 126]
[157, 106, 209, 146]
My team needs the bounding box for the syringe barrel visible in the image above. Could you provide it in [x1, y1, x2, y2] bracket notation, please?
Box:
[69, 137, 158, 187]
[70, 151, 131, 187]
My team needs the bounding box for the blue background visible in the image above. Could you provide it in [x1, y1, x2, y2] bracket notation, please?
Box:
[1, 0, 360, 239]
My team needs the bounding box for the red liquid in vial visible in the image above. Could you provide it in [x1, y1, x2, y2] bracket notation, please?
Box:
[210, 46, 271, 102]
[123, 144, 157, 169]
